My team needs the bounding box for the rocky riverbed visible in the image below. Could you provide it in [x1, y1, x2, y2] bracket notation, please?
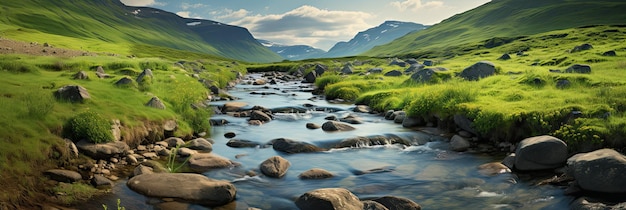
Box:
[63, 70, 626, 210]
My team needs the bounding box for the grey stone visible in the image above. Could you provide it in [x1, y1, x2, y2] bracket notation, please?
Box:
[384, 70, 403, 77]
[250, 110, 272, 122]
[306, 123, 321, 129]
[54, 85, 90, 102]
[565, 64, 591, 74]
[450, 135, 470, 152]
[271, 138, 324, 154]
[373, 196, 421, 210]
[498, 53, 511, 60]
[409, 68, 435, 83]
[136, 69, 153, 83]
[295, 188, 363, 210]
[73, 71, 89, 80]
[260, 156, 290, 178]
[567, 149, 626, 193]
[514, 135, 568, 171]
[45, 169, 82, 183]
[186, 138, 213, 152]
[298, 168, 334, 179]
[76, 140, 129, 160]
[91, 174, 113, 189]
[226, 139, 260, 148]
[145, 96, 165, 109]
[321, 121, 356, 131]
[133, 165, 154, 177]
[188, 153, 233, 172]
[127, 173, 236, 206]
[459, 61, 496, 81]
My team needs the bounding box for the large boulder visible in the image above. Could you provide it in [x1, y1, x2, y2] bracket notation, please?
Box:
[54, 85, 90, 102]
[514, 135, 568, 171]
[321, 121, 356, 132]
[384, 70, 403, 77]
[260, 156, 290, 178]
[564, 64, 591, 74]
[185, 138, 213, 152]
[44, 169, 82, 183]
[459, 61, 496, 81]
[295, 188, 364, 210]
[314, 64, 327, 76]
[372, 196, 421, 210]
[76, 140, 129, 159]
[341, 64, 354, 74]
[303, 71, 318, 83]
[145, 96, 166, 110]
[567, 149, 626, 193]
[136, 68, 153, 83]
[271, 138, 325, 154]
[450, 135, 470, 152]
[127, 173, 236, 206]
[188, 153, 234, 172]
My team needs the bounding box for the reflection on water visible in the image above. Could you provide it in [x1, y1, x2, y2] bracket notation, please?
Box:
[78, 74, 573, 209]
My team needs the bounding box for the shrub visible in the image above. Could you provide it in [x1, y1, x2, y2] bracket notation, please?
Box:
[551, 118, 606, 152]
[65, 111, 113, 143]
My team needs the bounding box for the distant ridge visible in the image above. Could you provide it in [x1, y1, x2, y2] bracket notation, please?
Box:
[258, 39, 327, 61]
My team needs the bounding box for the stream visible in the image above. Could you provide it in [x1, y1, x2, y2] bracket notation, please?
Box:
[80, 73, 573, 209]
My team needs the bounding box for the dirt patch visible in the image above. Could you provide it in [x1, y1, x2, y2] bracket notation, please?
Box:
[0, 38, 97, 57]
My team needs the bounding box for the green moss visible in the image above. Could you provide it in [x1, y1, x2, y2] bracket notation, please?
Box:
[64, 111, 113, 143]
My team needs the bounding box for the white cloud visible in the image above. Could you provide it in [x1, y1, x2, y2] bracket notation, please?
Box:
[217, 9, 250, 20]
[181, 3, 205, 10]
[120, 0, 157, 6]
[176, 11, 191, 18]
[229, 5, 374, 50]
[390, 0, 444, 12]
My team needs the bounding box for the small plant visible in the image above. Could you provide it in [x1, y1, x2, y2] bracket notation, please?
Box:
[102, 199, 125, 210]
[65, 111, 113, 143]
[166, 144, 190, 173]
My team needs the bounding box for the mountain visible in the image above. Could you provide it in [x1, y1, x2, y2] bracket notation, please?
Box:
[0, 0, 283, 63]
[322, 21, 428, 58]
[365, 0, 626, 57]
[258, 39, 327, 61]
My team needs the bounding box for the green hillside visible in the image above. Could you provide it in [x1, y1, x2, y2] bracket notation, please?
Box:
[365, 0, 626, 57]
[0, 0, 282, 63]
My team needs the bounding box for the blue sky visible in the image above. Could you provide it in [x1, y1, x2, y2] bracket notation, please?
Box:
[120, 0, 490, 50]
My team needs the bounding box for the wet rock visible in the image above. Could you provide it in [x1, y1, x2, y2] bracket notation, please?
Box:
[271, 138, 325, 154]
[188, 153, 234, 172]
[260, 156, 290, 178]
[186, 138, 213, 152]
[162, 137, 185, 148]
[351, 166, 395, 175]
[363, 200, 389, 210]
[127, 173, 236, 206]
[459, 61, 496, 81]
[54, 85, 90, 102]
[570, 197, 626, 210]
[341, 114, 364, 124]
[252, 79, 267, 85]
[502, 153, 516, 169]
[295, 188, 363, 210]
[91, 174, 113, 189]
[76, 140, 129, 159]
[210, 119, 230, 126]
[565, 64, 591, 74]
[250, 110, 272, 122]
[224, 132, 236, 138]
[221, 102, 248, 113]
[335, 135, 412, 148]
[450, 135, 470, 152]
[372, 196, 421, 210]
[299, 168, 335, 179]
[402, 116, 424, 128]
[133, 165, 154, 177]
[306, 123, 321, 129]
[393, 111, 406, 123]
[226, 139, 260, 148]
[353, 105, 371, 113]
[478, 162, 511, 176]
[322, 121, 356, 131]
[145, 96, 165, 110]
[45, 169, 82, 183]
[567, 149, 626, 193]
[514, 135, 568, 171]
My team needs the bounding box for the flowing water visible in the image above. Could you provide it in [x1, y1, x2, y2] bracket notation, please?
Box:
[81, 74, 573, 209]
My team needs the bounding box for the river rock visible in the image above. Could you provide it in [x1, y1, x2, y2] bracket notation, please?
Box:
[54, 85, 90, 102]
[322, 121, 356, 131]
[453, 114, 477, 136]
[224, 132, 236, 138]
[133, 165, 154, 177]
[250, 110, 272, 122]
[162, 137, 185, 148]
[91, 174, 113, 189]
[226, 139, 260, 148]
[186, 138, 213, 152]
[177, 148, 197, 157]
[402, 116, 424, 128]
[295, 188, 363, 210]
[393, 111, 406, 123]
[306, 123, 321, 129]
[501, 153, 516, 169]
[372, 196, 421, 210]
[260, 156, 290, 178]
[567, 148, 626, 193]
[363, 200, 389, 210]
[335, 135, 412, 148]
[76, 140, 129, 159]
[514, 135, 568, 171]
[271, 138, 325, 153]
[341, 115, 364, 124]
[478, 162, 511, 176]
[303, 71, 318, 83]
[459, 61, 496, 81]
[221, 102, 247, 113]
[353, 105, 371, 113]
[45, 169, 82, 183]
[188, 153, 234, 172]
[450, 135, 470, 152]
[127, 173, 236, 206]
[299, 168, 335, 179]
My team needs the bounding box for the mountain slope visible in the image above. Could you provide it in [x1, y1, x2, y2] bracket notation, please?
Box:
[258, 39, 327, 61]
[365, 0, 626, 57]
[0, 0, 282, 63]
[323, 21, 427, 58]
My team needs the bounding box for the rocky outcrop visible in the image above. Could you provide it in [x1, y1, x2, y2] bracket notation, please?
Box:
[127, 173, 236, 206]
[295, 188, 363, 210]
[567, 149, 626, 193]
[271, 138, 325, 153]
[260, 156, 290, 178]
[459, 61, 496, 81]
[514, 135, 568, 171]
[322, 121, 356, 131]
[54, 85, 90, 102]
[299, 168, 335, 179]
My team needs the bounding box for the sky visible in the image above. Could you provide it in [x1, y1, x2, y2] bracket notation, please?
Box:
[119, 0, 491, 51]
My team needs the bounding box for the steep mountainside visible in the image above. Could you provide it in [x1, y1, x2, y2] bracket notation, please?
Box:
[323, 21, 427, 58]
[366, 0, 626, 57]
[258, 39, 327, 61]
[0, 0, 282, 62]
